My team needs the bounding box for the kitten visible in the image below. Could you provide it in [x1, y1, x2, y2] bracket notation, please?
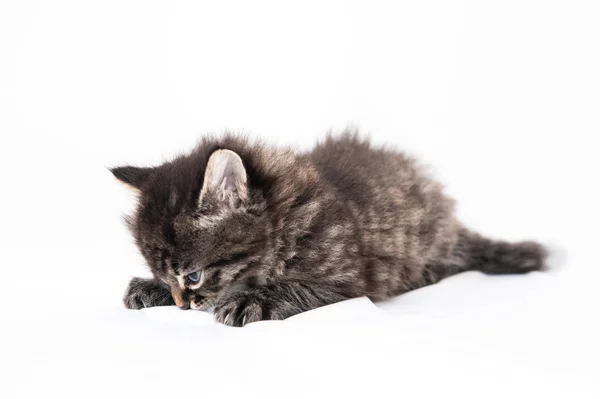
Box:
[111, 132, 546, 326]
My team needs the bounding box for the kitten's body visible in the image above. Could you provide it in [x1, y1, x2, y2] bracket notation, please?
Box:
[113, 133, 546, 326]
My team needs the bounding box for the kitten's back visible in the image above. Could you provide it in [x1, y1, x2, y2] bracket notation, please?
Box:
[306, 134, 545, 298]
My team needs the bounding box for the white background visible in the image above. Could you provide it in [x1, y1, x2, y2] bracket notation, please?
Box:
[1, 1, 599, 398]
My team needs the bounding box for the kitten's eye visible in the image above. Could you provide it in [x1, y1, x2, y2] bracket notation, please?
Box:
[187, 271, 200, 283]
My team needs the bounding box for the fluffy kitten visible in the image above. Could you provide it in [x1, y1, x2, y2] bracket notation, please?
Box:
[112, 133, 546, 326]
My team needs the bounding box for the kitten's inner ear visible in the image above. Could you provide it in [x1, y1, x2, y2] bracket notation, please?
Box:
[110, 166, 154, 192]
[199, 149, 248, 209]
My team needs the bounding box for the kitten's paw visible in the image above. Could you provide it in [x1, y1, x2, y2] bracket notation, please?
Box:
[123, 277, 174, 309]
[123, 277, 148, 309]
[213, 291, 273, 327]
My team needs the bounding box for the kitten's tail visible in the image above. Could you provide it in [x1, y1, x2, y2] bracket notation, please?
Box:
[452, 227, 548, 274]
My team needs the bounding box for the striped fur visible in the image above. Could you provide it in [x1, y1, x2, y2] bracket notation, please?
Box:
[112, 132, 547, 326]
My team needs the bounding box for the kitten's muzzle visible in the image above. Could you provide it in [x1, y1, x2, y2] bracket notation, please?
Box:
[171, 287, 189, 310]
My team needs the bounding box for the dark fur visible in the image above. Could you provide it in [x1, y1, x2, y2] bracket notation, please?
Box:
[112, 132, 547, 326]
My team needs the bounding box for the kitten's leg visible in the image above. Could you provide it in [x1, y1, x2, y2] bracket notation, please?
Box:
[123, 277, 175, 309]
[213, 281, 349, 327]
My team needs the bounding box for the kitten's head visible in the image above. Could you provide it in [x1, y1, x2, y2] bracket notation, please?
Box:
[112, 147, 269, 310]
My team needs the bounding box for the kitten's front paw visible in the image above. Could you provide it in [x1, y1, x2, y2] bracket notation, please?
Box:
[123, 277, 147, 309]
[123, 277, 174, 309]
[214, 291, 275, 327]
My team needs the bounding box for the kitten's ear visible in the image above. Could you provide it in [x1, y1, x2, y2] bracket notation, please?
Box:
[199, 150, 248, 209]
[110, 166, 154, 191]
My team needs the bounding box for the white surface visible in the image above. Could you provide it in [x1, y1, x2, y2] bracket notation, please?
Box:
[1, 1, 600, 398]
[2, 267, 598, 398]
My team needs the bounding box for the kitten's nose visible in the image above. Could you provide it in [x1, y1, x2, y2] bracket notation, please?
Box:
[171, 287, 188, 310]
